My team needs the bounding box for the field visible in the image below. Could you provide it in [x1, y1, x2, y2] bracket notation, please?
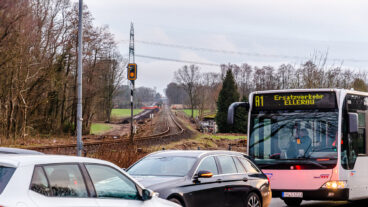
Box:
[175, 113, 246, 141]
[208, 134, 247, 140]
[181, 109, 211, 117]
[90, 123, 113, 135]
[111, 109, 143, 119]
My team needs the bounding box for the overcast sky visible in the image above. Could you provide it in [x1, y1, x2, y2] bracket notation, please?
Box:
[82, 0, 368, 94]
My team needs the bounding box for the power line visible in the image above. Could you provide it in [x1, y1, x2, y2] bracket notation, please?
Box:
[136, 54, 221, 67]
[120, 39, 368, 63]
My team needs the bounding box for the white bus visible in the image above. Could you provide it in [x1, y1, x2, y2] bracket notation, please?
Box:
[228, 89, 368, 206]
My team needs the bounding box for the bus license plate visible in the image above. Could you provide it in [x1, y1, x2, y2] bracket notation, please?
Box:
[282, 192, 303, 198]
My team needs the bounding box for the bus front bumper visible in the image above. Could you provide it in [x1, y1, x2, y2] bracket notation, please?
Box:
[272, 189, 349, 201]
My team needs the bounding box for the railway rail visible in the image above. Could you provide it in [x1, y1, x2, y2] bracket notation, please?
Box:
[25, 106, 187, 154]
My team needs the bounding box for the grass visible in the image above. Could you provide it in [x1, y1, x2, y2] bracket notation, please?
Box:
[90, 123, 113, 135]
[181, 109, 211, 118]
[175, 113, 245, 141]
[111, 109, 143, 118]
[208, 134, 247, 140]
[193, 132, 246, 140]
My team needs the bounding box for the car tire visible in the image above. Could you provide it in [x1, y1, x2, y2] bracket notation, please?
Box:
[246, 192, 261, 207]
[283, 198, 302, 206]
[169, 197, 184, 206]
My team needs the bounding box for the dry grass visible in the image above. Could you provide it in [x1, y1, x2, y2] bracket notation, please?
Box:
[87, 135, 246, 169]
[0, 135, 74, 148]
[89, 144, 151, 168]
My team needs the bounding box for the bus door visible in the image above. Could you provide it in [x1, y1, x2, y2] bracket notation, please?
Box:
[342, 95, 368, 200]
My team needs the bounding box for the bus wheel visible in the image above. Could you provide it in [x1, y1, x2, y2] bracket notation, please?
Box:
[283, 198, 302, 206]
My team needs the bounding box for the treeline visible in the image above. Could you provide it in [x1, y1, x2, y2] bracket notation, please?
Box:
[113, 85, 161, 108]
[166, 60, 367, 118]
[0, 0, 124, 139]
[224, 60, 367, 98]
[166, 65, 221, 118]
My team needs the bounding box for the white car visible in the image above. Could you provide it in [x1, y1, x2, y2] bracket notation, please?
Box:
[0, 154, 179, 207]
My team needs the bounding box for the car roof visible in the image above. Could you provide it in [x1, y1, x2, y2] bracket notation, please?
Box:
[0, 147, 43, 155]
[147, 150, 246, 158]
[0, 154, 114, 168]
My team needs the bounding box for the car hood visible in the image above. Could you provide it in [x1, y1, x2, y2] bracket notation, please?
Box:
[132, 175, 186, 189]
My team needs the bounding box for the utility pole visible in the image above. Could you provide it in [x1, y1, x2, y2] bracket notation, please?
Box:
[128, 22, 136, 143]
[76, 0, 83, 156]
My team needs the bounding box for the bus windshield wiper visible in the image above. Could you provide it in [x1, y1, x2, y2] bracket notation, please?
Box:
[288, 158, 327, 169]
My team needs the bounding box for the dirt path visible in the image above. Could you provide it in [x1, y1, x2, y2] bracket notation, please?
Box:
[101, 123, 129, 136]
[100, 107, 170, 137]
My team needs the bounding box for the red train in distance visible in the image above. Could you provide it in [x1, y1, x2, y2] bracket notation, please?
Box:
[141, 106, 159, 110]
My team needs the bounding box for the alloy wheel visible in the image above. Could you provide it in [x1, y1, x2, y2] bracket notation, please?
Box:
[247, 193, 261, 207]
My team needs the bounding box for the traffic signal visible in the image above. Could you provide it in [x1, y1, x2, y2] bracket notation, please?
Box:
[127, 63, 137, 80]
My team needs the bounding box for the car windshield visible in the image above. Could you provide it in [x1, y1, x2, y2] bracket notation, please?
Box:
[128, 156, 196, 177]
[249, 109, 338, 169]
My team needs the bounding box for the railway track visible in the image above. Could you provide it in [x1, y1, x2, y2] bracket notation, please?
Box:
[25, 106, 186, 154]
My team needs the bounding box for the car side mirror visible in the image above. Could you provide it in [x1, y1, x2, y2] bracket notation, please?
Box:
[227, 102, 249, 125]
[348, 112, 358, 134]
[142, 189, 153, 201]
[197, 170, 213, 179]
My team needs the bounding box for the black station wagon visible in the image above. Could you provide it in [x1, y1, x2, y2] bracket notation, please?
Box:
[127, 150, 271, 207]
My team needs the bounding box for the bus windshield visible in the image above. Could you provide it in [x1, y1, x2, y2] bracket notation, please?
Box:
[249, 109, 338, 169]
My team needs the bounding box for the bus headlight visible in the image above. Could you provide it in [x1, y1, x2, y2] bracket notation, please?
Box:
[322, 181, 347, 189]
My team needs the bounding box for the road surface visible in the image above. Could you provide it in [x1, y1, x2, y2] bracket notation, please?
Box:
[270, 198, 367, 207]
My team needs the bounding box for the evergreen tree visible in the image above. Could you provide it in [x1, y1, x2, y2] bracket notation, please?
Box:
[233, 96, 248, 133]
[215, 69, 239, 133]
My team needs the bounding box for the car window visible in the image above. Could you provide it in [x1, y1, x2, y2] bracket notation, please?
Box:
[43, 164, 88, 197]
[217, 156, 238, 174]
[30, 166, 51, 196]
[233, 157, 246, 173]
[196, 156, 218, 175]
[0, 166, 15, 195]
[239, 157, 260, 174]
[85, 164, 139, 200]
[128, 156, 196, 177]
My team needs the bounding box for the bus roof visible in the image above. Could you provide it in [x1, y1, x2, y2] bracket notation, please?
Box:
[251, 88, 368, 97]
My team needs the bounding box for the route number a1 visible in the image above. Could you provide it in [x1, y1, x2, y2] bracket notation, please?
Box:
[255, 95, 264, 107]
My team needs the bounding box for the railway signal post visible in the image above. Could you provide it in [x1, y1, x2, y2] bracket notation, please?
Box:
[128, 23, 136, 143]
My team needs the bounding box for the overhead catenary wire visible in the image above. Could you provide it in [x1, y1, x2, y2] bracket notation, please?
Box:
[135, 54, 221, 67]
[120, 39, 368, 63]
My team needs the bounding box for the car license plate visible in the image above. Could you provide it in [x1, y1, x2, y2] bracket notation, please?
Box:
[282, 192, 303, 198]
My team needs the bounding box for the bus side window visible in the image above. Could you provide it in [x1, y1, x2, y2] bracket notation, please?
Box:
[342, 95, 368, 170]
[365, 110, 368, 154]
[357, 112, 366, 154]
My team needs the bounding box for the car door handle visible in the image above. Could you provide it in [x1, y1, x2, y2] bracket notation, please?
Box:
[216, 179, 222, 183]
[242, 177, 248, 182]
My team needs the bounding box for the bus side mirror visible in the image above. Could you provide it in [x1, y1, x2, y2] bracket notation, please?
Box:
[227, 102, 250, 125]
[348, 112, 358, 134]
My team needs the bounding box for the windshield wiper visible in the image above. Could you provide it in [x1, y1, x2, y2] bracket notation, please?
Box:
[288, 158, 327, 169]
[311, 147, 336, 152]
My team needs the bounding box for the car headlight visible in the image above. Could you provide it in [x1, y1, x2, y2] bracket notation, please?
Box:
[321, 180, 347, 189]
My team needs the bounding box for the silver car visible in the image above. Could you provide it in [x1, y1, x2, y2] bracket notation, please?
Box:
[0, 154, 179, 207]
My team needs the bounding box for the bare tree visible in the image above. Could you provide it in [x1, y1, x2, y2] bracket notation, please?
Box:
[175, 65, 201, 118]
[0, 0, 126, 140]
[165, 82, 188, 105]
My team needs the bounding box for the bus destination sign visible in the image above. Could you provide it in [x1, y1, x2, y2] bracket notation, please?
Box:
[253, 92, 337, 110]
